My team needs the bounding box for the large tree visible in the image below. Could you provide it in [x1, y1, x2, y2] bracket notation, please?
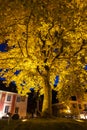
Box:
[0, 0, 87, 117]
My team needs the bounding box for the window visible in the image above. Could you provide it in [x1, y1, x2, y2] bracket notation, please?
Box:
[72, 104, 77, 108]
[21, 96, 25, 102]
[0, 93, 2, 100]
[78, 104, 82, 109]
[71, 96, 77, 101]
[84, 104, 87, 109]
[15, 107, 19, 114]
[7, 95, 11, 101]
[16, 96, 21, 102]
[4, 106, 9, 113]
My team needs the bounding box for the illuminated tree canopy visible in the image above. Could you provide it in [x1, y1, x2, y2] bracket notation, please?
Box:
[0, 0, 87, 117]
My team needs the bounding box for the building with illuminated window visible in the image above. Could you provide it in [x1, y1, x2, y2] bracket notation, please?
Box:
[0, 90, 28, 119]
[52, 94, 87, 119]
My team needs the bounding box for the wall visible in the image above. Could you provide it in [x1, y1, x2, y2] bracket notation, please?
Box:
[0, 90, 27, 118]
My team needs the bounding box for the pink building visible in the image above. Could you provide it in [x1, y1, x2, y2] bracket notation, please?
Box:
[0, 90, 28, 119]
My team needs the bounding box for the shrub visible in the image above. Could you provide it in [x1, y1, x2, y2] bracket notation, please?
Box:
[12, 113, 19, 120]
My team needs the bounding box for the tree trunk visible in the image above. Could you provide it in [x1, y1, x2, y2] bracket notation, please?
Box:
[41, 78, 52, 117]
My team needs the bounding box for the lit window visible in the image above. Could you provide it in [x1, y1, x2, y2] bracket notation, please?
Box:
[15, 107, 19, 114]
[4, 106, 9, 113]
[78, 104, 82, 109]
[84, 104, 87, 109]
[72, 104, 77, 108]
[7, 95, 11, 101]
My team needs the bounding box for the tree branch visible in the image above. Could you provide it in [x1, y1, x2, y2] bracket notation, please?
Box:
[73, 39, 87, 56]
[18, 41, 25, 57]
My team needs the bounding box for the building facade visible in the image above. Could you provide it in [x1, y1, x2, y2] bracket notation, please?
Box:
[52, 94, 87, 119]
[0, 90, 28, 119]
